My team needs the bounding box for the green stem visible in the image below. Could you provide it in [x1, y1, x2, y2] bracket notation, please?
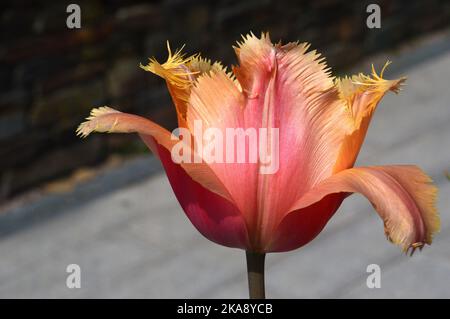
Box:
[246, 251, 266, 299]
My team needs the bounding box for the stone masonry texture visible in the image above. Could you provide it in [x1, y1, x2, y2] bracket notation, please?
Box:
[1, 0, 449, 199]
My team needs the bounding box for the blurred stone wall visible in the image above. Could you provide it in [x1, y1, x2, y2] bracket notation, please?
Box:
[1, 0, 449, 199]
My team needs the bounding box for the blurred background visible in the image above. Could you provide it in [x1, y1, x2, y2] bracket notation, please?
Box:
[0, 0, 449, 298]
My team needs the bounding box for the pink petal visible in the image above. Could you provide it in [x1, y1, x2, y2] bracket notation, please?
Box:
[155, 140, 250, 248]
[269, 165, 439, 253]
[77, 107, 235, 205]
[78, 107, 250, 248]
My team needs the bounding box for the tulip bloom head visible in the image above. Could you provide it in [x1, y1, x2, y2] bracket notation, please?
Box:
[77, 33, 439, 257]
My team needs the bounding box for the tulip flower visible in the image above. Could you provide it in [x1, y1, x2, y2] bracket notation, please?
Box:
[77, 33, 439, 298]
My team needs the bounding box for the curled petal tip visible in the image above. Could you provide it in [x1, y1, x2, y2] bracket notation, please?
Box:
[76, 106, 121, 138]
[281, 165, 439, 253]
[87, 106, 120, 119]
[140, 43, 197, 89]
[75, 122, 90, 138]
[405, 242, 425, 257]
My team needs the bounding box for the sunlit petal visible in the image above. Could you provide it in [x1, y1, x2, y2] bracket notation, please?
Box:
[271, 165, 439, 253]
[77, 107, 234, 204]
[333, 63, 406, 171]
[141, 42, 226, 127]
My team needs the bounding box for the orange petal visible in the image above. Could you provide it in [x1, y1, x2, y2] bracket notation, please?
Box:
[76, 107, 234, 204]
[141, 43, 226, 127]
[333, 63, 406, 172]
[186, 65, 257, 231]
[278, 165, 439, 253]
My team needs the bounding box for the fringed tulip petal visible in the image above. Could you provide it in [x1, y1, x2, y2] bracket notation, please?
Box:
[231, 33, 352, 248]
[156, 142, 250, 249]
[270, 165, 439, 253]
[77, 107, 235, 204]
[141, 43, 226, 127]
[333, 64, 406, 172]
[186, 66, 258, 228]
